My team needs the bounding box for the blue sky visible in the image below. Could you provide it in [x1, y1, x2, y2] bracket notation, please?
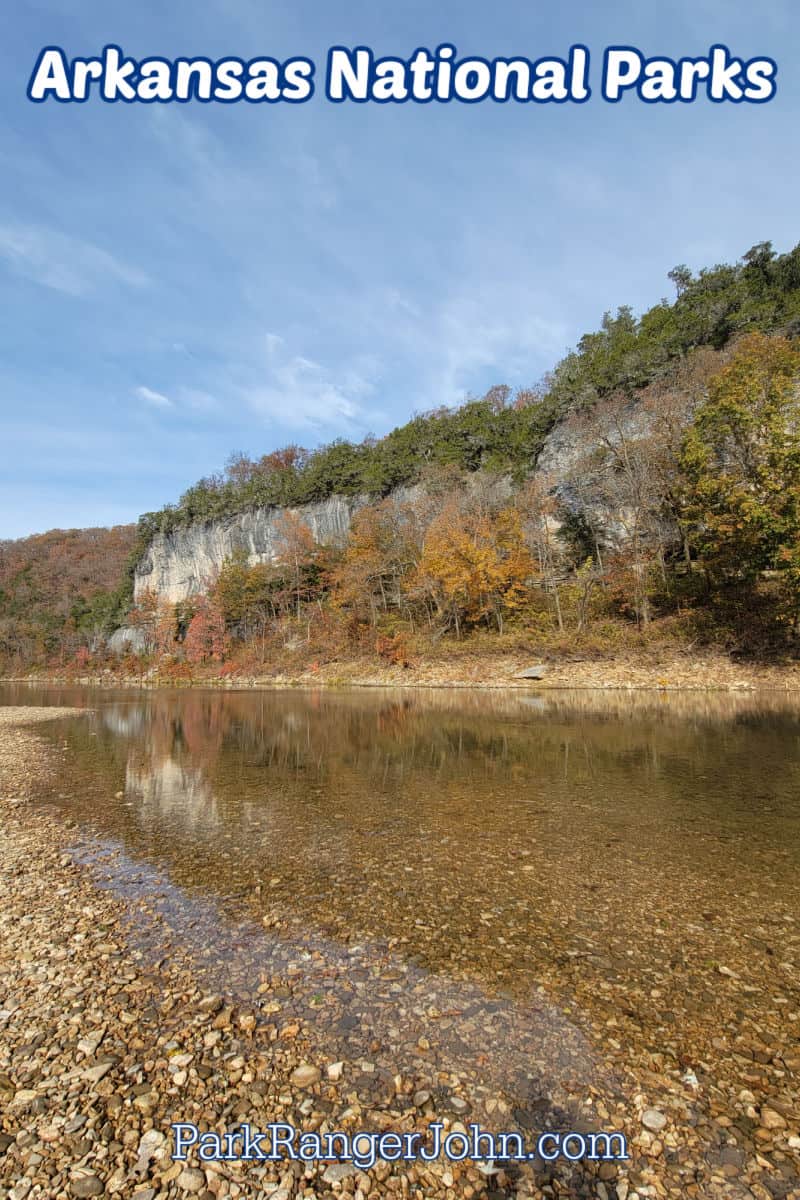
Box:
[1, 0, 798, 538]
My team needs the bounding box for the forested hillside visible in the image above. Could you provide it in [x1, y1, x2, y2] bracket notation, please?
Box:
[2, 238, 799, 677]
[0, 526, 136, 670]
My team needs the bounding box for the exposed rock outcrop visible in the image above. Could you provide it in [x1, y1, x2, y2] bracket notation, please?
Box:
[536, 397, 658, 537]
[535, 388, 691, 554]
[134, 496, 365, 604]
[107, 626, 147, 655]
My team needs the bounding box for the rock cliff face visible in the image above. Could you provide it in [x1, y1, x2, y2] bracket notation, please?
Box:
[130, 397, 677, 610]
[134, 496, 364, 604]
[107, 626, 148, 655]
[536, 390, 694, 554]
[536, 398, 654, 493]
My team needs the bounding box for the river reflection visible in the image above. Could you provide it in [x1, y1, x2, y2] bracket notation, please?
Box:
[3, 684, 800, 1189]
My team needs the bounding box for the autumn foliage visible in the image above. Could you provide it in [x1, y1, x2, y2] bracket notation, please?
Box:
[4, 320, 800, 677]
[183, 596, 229, 664]
[679, 333, 800, 627]
[412, 503, 533, 635]
[0, 524, 136, 670]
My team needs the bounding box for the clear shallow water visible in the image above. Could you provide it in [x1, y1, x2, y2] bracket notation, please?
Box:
[3, 684, 800, 1181]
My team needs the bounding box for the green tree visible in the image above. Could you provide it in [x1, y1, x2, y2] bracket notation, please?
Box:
[679, 333, 800, 624]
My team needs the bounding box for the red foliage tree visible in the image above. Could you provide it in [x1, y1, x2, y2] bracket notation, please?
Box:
[184, 596, 229, 664]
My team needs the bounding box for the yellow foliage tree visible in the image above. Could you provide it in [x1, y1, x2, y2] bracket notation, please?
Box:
[332, 499, 421, 625]
[412, 503, 533, 635]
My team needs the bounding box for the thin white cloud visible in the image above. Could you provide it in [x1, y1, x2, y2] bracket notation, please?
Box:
[0, 223, 149, 297]
[312, 273, 568, 411]
[430, 289, 569, 404]
[135, 385, 172, 409]
[241, 342, 379, 431]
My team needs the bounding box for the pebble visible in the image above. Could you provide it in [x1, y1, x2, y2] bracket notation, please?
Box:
[177, 1167, 206, 1192]
[290, 1063, 320, 1087]
[81, 1061, 113, 1084]
[323, 1162, 358, 1183]
[69, 1175, 104, 1198]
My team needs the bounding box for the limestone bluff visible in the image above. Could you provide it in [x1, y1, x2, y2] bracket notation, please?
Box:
[126, 404, 639, 605]
[133, 494, 364, 606]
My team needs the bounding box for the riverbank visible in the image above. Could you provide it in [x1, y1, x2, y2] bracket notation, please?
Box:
[5, 646, 800, 692]
[2, 705, 799, 1200]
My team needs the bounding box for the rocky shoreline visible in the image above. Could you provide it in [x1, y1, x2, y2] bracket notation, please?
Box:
[1, 707, 799, 1200]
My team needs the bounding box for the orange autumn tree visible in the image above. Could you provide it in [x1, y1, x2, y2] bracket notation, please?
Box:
[128, 587, 177, 656]
[184, 595, 229, 664]
[332, 498, 421, 626]
[272, 511, 321, 619]
[411, 502, 534, 635]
